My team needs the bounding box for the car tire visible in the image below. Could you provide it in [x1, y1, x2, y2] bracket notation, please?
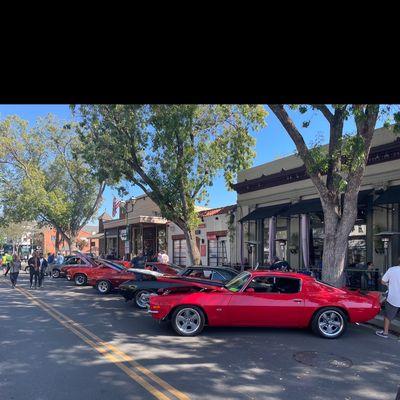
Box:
[52, 269, 60, 278]
[96, 280, 111, 294]
[134, 290, 154, 309]
[311, 307, 347, 339]
[171, 306, 205, 337]
[74, 274, 87, 286]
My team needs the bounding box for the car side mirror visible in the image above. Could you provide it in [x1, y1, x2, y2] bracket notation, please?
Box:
[245, 288, 255, 293]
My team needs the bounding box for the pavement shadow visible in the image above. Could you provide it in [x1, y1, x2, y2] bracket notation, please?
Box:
[5, 275, 400, 400]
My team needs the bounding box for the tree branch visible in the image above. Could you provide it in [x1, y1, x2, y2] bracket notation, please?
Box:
[312, 104, 334, 123]
[269, 104, 328, 198]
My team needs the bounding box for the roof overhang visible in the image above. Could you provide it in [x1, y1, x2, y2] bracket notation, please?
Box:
[103, 215, 168, 229]
[374, 185, 400, 205]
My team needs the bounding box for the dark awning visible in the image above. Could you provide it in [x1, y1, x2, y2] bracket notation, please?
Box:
[357, 189, 373, 207]
[374, 185, 400, 205]
[240, 203, 290, 222]
[280, 198, 322, 216]
[280, 189, 373, 217]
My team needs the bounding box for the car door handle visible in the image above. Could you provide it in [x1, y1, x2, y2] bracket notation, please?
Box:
[293, 299, 302, 303]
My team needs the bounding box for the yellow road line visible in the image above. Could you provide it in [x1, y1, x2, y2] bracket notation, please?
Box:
[14, 285, 190, 400]
[20, 288, 190, 400]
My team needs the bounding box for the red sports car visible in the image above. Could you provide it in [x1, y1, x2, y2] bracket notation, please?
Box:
[67, 259, 136, 294]
[54, 253, 99, 278]
[149, 271, 381, 339]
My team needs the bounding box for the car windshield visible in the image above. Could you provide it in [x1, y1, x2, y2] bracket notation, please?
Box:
[224, 272, 251, 292]
[99, 261, 124, 271]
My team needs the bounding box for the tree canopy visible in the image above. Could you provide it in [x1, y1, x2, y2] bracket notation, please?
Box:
[0, 115, 105, 249]
[75, 104, 267, 263]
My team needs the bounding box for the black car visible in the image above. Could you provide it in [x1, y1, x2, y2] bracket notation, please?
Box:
[119, 266, 238, 309]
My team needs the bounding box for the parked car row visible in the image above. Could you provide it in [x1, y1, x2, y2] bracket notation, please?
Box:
[53, 252, 382, 339]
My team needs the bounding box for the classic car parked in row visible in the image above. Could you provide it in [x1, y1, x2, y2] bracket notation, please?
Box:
[51, 253, 98, 278]
[148, 270, 381, 339]
[66, 259, 137, 294]
[120, 266, 238, 308]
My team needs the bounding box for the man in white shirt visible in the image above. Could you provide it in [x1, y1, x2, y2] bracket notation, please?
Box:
[376, 257, 400, 338]
[161, 250, 170, 264]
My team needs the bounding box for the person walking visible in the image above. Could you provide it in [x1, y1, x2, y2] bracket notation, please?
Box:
[376, 256, 400, 338]
[28, 251, 41, 289]
[2, 251, 12, 275]
[5, 254, 21, 288]
[38, 253, 48, 288]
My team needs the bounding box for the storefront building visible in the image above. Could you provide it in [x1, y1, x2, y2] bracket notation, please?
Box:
[167, 205, 237, 267]
[99, 194, 238, 266]
[233, 127, 400, 274]
[100, 195, 168, 260]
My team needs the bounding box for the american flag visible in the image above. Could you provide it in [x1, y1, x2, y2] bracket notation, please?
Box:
[112, 197, 121, 217]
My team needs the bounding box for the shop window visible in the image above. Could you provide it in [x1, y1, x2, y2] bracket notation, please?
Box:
[208, 237, 227, 266]
[173, 239, 187, 266]
[133, 227, 142, 255]
[157, 226, 167, 252]
[347, 222, 367, 267]
[310, 213, 324, 267]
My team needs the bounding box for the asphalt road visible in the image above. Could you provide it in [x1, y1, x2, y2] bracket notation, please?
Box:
[1, 272, 399, 400]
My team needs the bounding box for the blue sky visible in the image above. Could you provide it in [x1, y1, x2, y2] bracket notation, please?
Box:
[0, 104, 380, 219]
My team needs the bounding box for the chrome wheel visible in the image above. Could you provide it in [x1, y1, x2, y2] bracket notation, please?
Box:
[135, 290, 152, 309]
[97, 280, 110, 294]
[318, 310, 344, 337]
[175, 308, 201, 335]
[75, 274, 86, 286]
[52, 269, 60, 278]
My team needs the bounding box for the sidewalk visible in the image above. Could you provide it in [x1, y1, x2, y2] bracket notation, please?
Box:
[368, 312, 400, 336]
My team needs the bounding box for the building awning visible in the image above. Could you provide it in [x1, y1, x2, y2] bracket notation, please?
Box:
[280, 198, 322, 216]
[270, 190, 373, 218]
[357, 189, 373, 207]
[90, 232, 104, 239]
[240, 203, 290, 222]
[374, 185, 400, 205]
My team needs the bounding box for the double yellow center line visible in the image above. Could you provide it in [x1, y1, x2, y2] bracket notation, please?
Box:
[14, 285, 190, 400]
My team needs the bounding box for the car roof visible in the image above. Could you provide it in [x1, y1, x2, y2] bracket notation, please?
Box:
[184, 266, 238, 273]
[248, 270, 314, 280]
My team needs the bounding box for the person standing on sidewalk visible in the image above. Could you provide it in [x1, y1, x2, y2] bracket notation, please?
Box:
[28, 251, 40, 289]
[376, 257, 400, 338]
[6, 254, 21, 288]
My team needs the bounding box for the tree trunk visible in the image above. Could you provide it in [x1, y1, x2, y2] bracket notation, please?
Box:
[55, 229, 61, 252]
[183, 228, 201, 266]
[321, 229, 348, 287]
[64, 236, 77, 253]
[321, 198, 358, 287]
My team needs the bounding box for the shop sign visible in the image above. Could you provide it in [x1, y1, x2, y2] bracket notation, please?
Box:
[119, 229, 127, 241]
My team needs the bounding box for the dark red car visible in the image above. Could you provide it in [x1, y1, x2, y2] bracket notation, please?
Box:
[52, 253, 98, 278]
[149, 271, 381, 339]
[66, 259, 136, 294]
